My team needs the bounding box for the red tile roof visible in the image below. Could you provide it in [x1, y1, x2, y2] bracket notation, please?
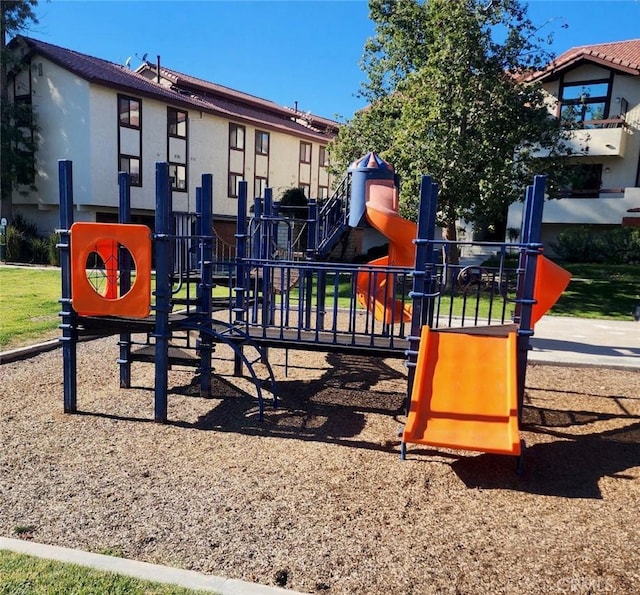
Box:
[528, 39, 640, 82]
[12, 36, 337, 141]
[140, 63, 339, 133]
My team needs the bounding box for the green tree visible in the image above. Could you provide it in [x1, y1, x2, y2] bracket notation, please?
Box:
[1, 0, 39, 223]
[330, 0, 569, 247]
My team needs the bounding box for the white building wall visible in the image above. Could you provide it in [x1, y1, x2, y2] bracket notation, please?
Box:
[11, 51, 334, 235]
[14, 57, 94, 229]
[508, 62, 640, 248]
[87, 87, 119, 210]
[188, 112, 229, 214]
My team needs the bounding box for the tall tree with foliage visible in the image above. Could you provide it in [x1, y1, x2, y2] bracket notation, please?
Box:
[1, 0, 39, 222]
[330, 0, 569, 244]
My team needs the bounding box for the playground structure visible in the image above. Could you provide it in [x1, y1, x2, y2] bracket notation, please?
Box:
[57, 152, 570, 462]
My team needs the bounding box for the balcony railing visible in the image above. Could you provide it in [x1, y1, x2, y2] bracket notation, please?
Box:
[563, 118, 628, 157]
[570, 117, 627, 130]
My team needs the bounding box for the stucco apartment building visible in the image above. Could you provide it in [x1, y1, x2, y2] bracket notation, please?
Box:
[7, 36, 640, 255]
[5, 36, 338, 244]
[507, 39, 640, 248]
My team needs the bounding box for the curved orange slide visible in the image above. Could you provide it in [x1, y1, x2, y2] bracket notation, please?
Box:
[356, 179, 416, 323]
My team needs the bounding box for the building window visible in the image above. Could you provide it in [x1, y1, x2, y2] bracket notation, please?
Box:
[562, 164, 602, 198]
[229, 124, 245, 150]
[119, 95, 141, 128]
[559, 80, 610, 127]
[169, 164, 187, 190]
[319, 146, 328, 167]
[168, 108, 187, 138]
[120, 155, 141, 186]
[228, 123, 245, 198]
[318, 186, 329, 200]
[300, 141, 312, 164]
[255, 131, 269, 155]
[254, 176, 268, 199]
[228, 173, 242, 198]
[118, 94, 142, 186]
[300, 183, 311, 198]
[168, 107, 188, 191]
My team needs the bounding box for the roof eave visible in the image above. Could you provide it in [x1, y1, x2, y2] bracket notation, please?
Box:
[529, 54, 640, 83]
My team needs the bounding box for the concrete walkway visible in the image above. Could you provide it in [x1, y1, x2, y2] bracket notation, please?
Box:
[529, 315, 639, 370]
[0, 537, 302, 595]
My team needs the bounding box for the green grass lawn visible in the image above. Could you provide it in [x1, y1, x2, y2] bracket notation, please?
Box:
[0, 550, 213, 595]
[0, 267, 61, 348]
[0, 261, 636, 349]
[552, 262, 639, 320]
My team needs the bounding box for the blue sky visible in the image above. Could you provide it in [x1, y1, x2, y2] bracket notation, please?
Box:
[25, 0, 640, 121]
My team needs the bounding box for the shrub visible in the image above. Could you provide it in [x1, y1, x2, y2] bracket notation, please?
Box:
[48, 232, 61, 266]
[4, 214, 54, 265]
[551, 226, 640, 264]
[5, 226, 26, 262]
[279, 187, 308, 208]
[10, 212, 38, 236]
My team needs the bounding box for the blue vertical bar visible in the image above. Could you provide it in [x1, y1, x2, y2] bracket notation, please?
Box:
[195, 186, 203, 280]
[234, 181, 248, 324]
[118, 171, 132, 388]
[199, 174, 213, 397]
[252, 197, 263, 260]
[303, 200, 318, 329]
[59, 160, 77, 413]
[306, 199, 318, 258]
[520, 184, 534, 244]
[261, 187, 273, 326]
[233, 180, 248, 376]
[153, 162, 172, 422]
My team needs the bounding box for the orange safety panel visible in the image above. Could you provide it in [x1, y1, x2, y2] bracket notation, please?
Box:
[403, 326, 521, 456]
[70, 222, 152, 318]
[531, 256, 572, 326]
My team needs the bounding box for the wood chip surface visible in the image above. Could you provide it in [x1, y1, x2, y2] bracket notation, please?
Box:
[1, 337, 639, 594]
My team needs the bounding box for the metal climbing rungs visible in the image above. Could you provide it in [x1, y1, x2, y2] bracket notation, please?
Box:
[175, 319, 278, 421]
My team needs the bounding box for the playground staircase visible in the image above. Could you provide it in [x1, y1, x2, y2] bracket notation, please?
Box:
[315, 174, 351, 259]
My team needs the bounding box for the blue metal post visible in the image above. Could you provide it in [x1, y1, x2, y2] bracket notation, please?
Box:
[59, 160, 77, 413]
[199, 174, 213, 397]
[516, 175, 547, 414]
[153, 162, 172, 422]
[118, 171, 132, 388]
[406, 176, 437, 403]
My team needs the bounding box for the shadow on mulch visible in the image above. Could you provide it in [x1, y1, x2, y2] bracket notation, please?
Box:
[171, 353, 406, 453]
[73, 353, 640, 500]
[448, 408, 640, 499]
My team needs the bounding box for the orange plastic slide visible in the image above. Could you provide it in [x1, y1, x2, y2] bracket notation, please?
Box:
[356, 180, 417, 323]
[403, 325, 521, 456]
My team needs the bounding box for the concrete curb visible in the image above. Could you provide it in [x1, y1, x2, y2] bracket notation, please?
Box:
[0, 339, 60, 364]
[0, 537, 302, 594]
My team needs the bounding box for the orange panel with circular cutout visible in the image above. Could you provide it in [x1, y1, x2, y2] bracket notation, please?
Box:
[70, 222, 152, 318]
